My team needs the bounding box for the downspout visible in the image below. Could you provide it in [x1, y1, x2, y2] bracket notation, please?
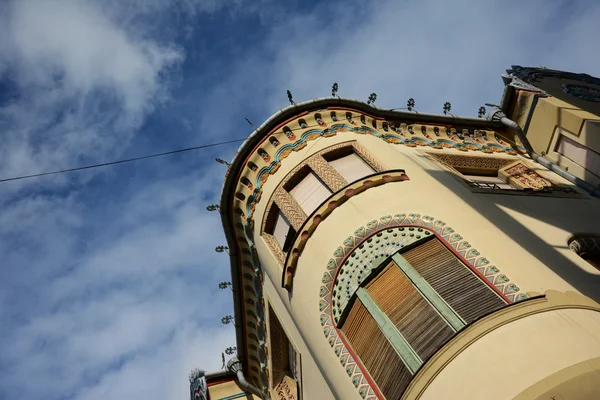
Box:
[488, 107, 600, 198]
[227, 357, 271, 400]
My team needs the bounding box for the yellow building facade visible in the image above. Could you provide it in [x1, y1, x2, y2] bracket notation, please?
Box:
[198, 67, 600, 400]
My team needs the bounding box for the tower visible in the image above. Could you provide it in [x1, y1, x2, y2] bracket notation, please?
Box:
[203, 68, 600, 400]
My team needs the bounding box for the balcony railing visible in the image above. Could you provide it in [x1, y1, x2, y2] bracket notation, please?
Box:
[467, 180, 578, 195]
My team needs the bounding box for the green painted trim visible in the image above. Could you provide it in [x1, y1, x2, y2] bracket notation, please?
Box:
[391, 253, 466, 332]
[357, 288, 422, 373]
[216, 392, 251, 400]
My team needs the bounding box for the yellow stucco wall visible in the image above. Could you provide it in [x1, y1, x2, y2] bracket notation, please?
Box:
[419, 308, 600, 400]
[243, 110, 600, 399]
[207, 380, 260, 400]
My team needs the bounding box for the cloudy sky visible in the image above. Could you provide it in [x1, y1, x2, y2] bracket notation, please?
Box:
[0, 0, 599, 399]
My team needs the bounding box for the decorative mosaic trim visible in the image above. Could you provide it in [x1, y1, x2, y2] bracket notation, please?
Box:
[307, 155, 347, 192]
[502, 162, 553, 189]
[332, 227, 434, 321]
[273, 187, 306, 232]
[318, 213, 528, 400]
[274, 376, 297, 400]
[427, 152, 516, 173]
[262, 233, 286, 266]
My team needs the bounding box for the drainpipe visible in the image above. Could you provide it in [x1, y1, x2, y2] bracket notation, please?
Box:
[227, 357, 271, 400]
[487, 107, 600, 198]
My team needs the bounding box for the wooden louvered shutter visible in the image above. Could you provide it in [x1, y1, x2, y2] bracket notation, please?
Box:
[365, 262, 455, 362]
[289, 172, 332, 215]
[329, 153, 375, 183]
[401, 238, 506, 324]
[341, 300, 412, 400]
[269, 306, 288, 386]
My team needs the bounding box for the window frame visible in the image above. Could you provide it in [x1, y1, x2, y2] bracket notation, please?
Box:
[285, 167, 333, 217]
[262, 141, 386, 265]
[425, 151, 581, 197]
[267, 302, 302, 399]
[323, 147, 376, 184]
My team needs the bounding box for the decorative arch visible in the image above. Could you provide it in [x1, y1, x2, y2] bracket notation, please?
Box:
[318, 213, 527, 400]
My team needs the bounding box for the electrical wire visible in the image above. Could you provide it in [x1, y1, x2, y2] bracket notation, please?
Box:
[0, 138, 246, 183]
[0, 116, 356, 184]
[0, 110, 499, 184]
[0, 116, 335, 184]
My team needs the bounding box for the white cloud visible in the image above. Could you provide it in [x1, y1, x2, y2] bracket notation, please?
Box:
[194, 0, 599, 126]
[0, 165, 236, 400]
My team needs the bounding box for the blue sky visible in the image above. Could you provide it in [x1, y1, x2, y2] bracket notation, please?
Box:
[0, 0, 599, 399]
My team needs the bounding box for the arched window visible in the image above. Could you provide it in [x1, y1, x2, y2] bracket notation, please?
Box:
[298, 119, 307, 129]
[346, 112, 353, 123]
[336, 232, 507, 399]
[569, 236, 600, 270]
[331, 111, 338, 122]
[269, 136, 280, 147]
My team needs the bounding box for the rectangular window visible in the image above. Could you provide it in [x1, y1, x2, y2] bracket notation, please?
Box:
[328, 152, 375, 183]
[268, 305, 300, 396]
[265, 206, 296, 257]
[455, 167, 516, 190]
[556, 135, 600, 177]
[289, 171, 332, 215]
[272, 211, 292, 250]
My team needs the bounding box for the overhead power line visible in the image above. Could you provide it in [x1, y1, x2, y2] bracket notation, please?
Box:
[0, 112, 394, 184]
[0, 138, 246, 183]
